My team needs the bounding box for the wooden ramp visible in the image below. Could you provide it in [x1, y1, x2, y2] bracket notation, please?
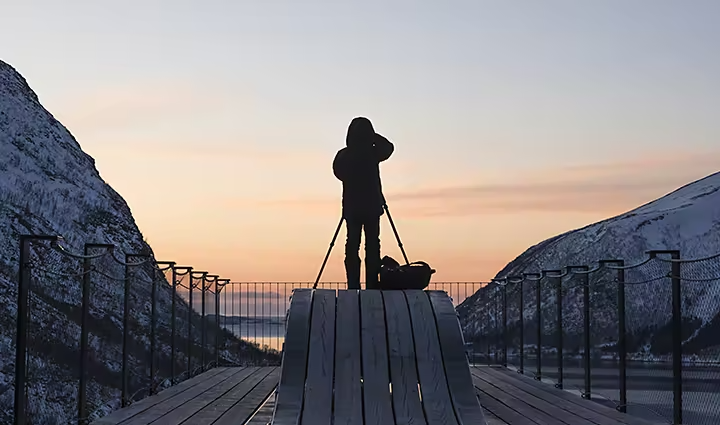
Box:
[272, 288, 487, 425]
[94, 367, 279, 425]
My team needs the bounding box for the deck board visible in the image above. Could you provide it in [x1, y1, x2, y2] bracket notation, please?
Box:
[213, 368, 280, 425]
[271, 288, 313, 424]
[333, 290, 363, 425]
[300, 289, 336, 424]
[405, 290, 458, 425]
[383, 290, 427, 425]
[359, 290, 395, 424]
[428, 291, 487, 425]
[472, 366, 663, 425]
[95, 367, 279, 425]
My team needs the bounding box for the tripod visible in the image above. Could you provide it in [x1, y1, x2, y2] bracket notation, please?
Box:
[313, 203, 409, 289]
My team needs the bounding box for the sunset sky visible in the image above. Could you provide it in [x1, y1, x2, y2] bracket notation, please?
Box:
[2, 1, 719, 282]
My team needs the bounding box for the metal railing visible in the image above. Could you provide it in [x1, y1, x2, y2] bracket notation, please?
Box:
[214, 281, 486, 356]
[10, 234, 488, 424]
[458, 250, 720, 425]
[11, 235, 281, 425]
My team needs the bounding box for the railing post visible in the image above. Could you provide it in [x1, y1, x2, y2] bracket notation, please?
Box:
[649, 250, 682, 424]
[671, 252, 682, 425]
[485, 288, 491, 364]
[533, 273, 544, 381]
[149, 269, 157, 395]
[494, 285, 499, 363]
[201, 275, 206, 371]
[567, 265, 590, 399]
[217, 279, 229, 367]
[502, 282, 508, 367]
[171, 266, 178, 384]
[78, 243, 113, 425]
[517, 275, 530, 374]
[189, 271, 207, 376]
[600, 259, 626, 412]
[187, 269, 195, 377]
[122, 255, 131, 407]
[542, 270, 563, 389]
[506, 276, 523, 370]
[15, 235, 57, 425]
[122, 253, 149, 407]
[148, 261, 174, 395]
[201, 275, 217, 372]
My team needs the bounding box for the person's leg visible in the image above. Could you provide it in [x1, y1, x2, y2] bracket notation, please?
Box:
[344, 218, 362, 290]
[363, 216, 381, 290]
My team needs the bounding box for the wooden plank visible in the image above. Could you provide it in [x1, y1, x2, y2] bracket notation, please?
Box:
[405, 290, 458, 425]
[472, 373, 587, 425]
[214, 367, 281, 425]
[482, 408, 511, 425]
[427, 291, 487, 425]
[301, 289, 336, 424]
[470, 375, 539, 425]
[180, 367, 273, 424]
[333, 290, 363, 425]
[272, 288, 314, 424]
[156, 367, 259, 423]
[472, 367, 627, 425]
[94, 367, 230, 424]
[120, 367, 246, 424]
[246, 390, 276, 424]
[360, 290, 395, 424]
[383, 290, 427, 425]
[478, 367, 657, 425]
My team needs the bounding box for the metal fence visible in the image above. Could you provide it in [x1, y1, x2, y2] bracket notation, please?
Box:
[214, 281, 486, 355]
[458, 250, 720, 425]
[11, 234, 487, 424]
[13, 235, 283, 425]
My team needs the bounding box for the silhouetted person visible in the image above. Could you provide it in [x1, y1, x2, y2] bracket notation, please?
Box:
[333, 117, 394, 289]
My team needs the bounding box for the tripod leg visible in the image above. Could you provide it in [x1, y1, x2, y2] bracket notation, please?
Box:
[313, 216, 344, 289]
[383, 203, 410, 265]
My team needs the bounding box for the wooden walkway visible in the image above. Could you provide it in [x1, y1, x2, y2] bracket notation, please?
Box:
[472, 366, 661, 425]
[94, 287, 661, 425]
[95, 367, 279, 425]
[95, 364, 661, 425]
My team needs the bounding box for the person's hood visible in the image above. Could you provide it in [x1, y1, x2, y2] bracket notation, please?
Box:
[346, 116, 376, 148]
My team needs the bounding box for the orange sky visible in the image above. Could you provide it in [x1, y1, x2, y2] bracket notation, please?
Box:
[5, 1, 719, 283]
[86, 143, 720, 282]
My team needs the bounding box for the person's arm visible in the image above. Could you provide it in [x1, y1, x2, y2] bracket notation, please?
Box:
[374, 134, 394, 162]
[333, 148, 350, 181]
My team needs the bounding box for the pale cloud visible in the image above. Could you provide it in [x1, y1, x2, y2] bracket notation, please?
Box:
[238, 151, 720, 217]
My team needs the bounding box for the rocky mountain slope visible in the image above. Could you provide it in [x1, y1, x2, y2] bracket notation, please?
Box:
[0, 60, 279, 424]
[457, 171, 720, 359]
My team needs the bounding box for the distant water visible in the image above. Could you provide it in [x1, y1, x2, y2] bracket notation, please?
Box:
[223, 316, 286, 351]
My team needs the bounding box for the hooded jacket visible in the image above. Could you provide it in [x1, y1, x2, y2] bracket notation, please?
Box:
[333, 117, 394, 219]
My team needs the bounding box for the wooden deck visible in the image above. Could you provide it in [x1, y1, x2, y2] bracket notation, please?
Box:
[472, 366, 661, 425]
[94, 365, 662, 425]
[94, 367, 279, 425]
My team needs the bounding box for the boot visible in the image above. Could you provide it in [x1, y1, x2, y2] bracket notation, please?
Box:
[345, 257, 361, 290]
[365, 256, 380, 290]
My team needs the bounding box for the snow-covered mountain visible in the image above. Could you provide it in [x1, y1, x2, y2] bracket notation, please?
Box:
[0, 60, 279, 424]
[458, 171, 720, 359]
